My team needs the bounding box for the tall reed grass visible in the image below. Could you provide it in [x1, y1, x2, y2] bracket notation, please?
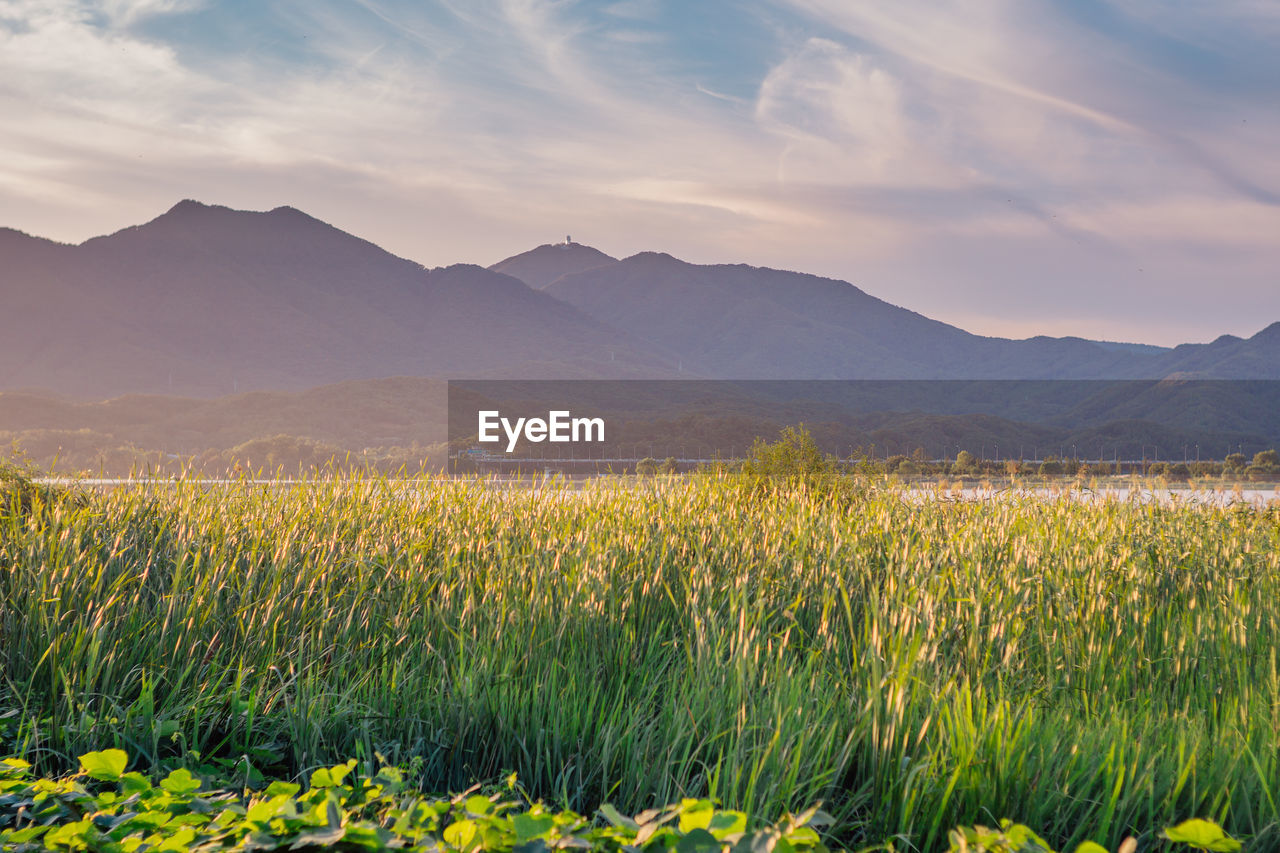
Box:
[2, 474, 1278, 850]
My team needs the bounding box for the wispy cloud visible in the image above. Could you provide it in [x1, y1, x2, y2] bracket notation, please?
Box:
[0, 0, 1277, 344]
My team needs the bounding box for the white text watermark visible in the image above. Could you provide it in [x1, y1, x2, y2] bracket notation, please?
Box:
[478, 410, 605, 453]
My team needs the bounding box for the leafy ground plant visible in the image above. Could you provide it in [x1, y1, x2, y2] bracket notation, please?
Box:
[0, 750, 834, 852]
[0, 752, 1249, 852]
[946, 819, 1242, 853]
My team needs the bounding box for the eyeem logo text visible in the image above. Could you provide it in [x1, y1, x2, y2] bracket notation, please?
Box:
[478, 410, 605, 453]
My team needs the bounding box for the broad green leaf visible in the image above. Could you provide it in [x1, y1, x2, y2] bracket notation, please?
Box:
[1163, 820, 1242, 852]
[169, 813, 211, 828]
[128, 811, 172, 829]
[465, 793, 495, 815]
[265, 780, 301, 798]
[310, 760, 355, 789]
[1073, 843, 1110, 853]
[1002, 822, 1054, 852]
[513, 812, 556, 842]
[709, 811, 748, 839]
[7, 826, 49, 843]
[119, 772, 152, 793]
[289, 826, 346, 849]
[246, 794, 290, 824]
[677, 828, 721, 853]
[159, 767, 201, 795]
[598, 804, 640, 831]
[444, 818, 480, 849]
[679, 801, 715, 832]
[79, 749, 128, 782]
[785, 827, 820, 846]
[156, 825, 197, 851]
[341, 825, 392, 850]
[484, 824, 514, 848]
[45, 820, 94, 845]
[513, 841, 551, 853]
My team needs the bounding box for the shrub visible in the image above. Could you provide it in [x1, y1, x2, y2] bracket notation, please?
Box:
[740, 425, 846, 493]
[0, 460, 81, 516]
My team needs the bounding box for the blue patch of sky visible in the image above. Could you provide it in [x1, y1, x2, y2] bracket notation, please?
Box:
[120, 0, 903, 112]
[130, 1, 327, 71]
[571, 0, 877, 102]
[129, 1, 462, 77]
[1050, 0, 1280, 96]
[597, 1, 790, 98]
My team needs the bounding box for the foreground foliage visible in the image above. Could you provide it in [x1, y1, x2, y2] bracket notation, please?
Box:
[2, 473, 1280, 850]
[0, 752, 1245, 852]
[0, 750, 833, 852]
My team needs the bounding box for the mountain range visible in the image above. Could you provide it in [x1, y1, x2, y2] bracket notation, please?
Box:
[0, 202, 670, 399]
[3, 200, 1279, 400]
[1, 199, 1277, 471]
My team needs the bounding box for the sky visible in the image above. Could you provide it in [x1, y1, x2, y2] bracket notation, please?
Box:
[2, 0, 1278, 346]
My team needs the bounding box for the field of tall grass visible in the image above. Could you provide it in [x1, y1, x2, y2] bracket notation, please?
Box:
[2, 470, 1279, 850]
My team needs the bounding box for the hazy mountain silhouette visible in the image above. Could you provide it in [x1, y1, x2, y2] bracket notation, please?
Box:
[0, 378, 447, 455]
[487, 245, 1277, 380]
[4, 202, 1279, 403]
[0, 202, 672, 397]
[1134, 324, 1280, 379]
[490, 241, 617, 290]
[531, 251, 1168, 378]
[7, 376, 1276, 476]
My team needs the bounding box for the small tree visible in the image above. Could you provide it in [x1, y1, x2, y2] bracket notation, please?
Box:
[635, 457, 659, 477]
[740, 425, 848, 495]
[954, 450, 976, 474]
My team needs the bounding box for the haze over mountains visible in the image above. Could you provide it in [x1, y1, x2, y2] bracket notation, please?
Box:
[506, 244, 1278, 381]
[0, 201, 670, 398]
[2, 200, 1278, 403]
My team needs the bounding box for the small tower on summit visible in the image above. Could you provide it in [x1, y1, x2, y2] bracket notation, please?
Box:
[565, 235, 572, 245]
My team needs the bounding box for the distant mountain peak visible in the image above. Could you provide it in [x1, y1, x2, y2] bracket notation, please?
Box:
[626, 251, 680, 264]
[490, 241, 618, 290]
[167, 198, 206, 212]
[0, 227, 64, 247]
[1252, 321, 1280, 342]
[267, 204, 319, 222]
[160, 199, 225, 219]
[157, 200, 315, 226]
[133, 199, 237, 232]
